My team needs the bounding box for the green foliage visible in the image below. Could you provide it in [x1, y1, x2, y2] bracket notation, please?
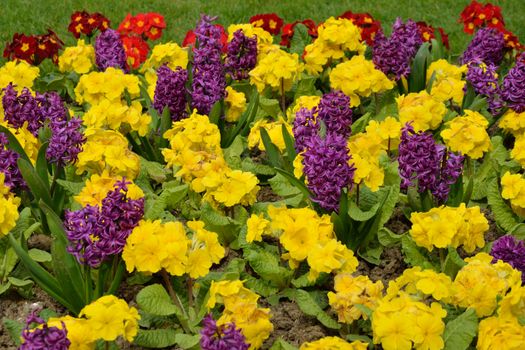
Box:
[443, 309, 478, 350]
[487, 176, 520, 232]
[136, 284, 182, 317]
[244, 244, 293, 289]
[289, 289, 340, 329]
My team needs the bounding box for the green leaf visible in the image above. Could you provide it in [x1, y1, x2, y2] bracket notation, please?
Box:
[28, 248, 52, 263]
[174, 334, 200, 349]
[487, 176, 520, 231]
[293, 289, 340, 329]
[443, 309, 478, 350]
[18, 158, 52, 207]
[35, 142, 49, 185]
[260, 127, 281, 168]
[7, 276, 33, 287]
[509, 225, 525, 240]
[351, 112, 372, 134]
[140, 157, 169, 183]
[401, 236, 437, 270]
[244, 245, 292, 288]
[223, 135, 246, 169]
[223, 88, 259, 147]
[144, 182, 188, 220]
[136, 284, 181, 316]
[258, 97, 281, 119]
[378, 227, 404, 247]
[443, 246, 466, 278]
[268, 173, 303, 207]
[289, 23, 311, 56]
[133, 329, 179, 348]
[348, 200, 380, 221]
[199, 202, 239, 244]
[294, 76, 317, 99]
[408, 42, 431, 92]
[241, 157, 276, 175]
[2, 318, 24, 346]
[270, 338, 299, 350]
[208, 100, 223, 125]
[56, 179, 84, 196]
[282, 124, 296, 162]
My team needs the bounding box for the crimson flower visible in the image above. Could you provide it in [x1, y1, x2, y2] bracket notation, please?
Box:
[250, 13, 284, 35]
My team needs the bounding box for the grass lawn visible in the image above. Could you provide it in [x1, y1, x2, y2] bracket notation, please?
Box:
[0, 0, 524, 58]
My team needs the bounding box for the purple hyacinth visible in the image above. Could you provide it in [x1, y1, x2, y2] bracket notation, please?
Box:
[191, 15, 226, 115]
[372, 31, 412, 80]
[466, 60, 503, 113]
[2, 84, 45, 136]
[302, 133, 355, 211]
[225, 29, 257, 81]
[20, 310, 70, 350]
[293, 107, 319, 153]
[153, 65, 189, 121]
[500, 58, 525, 113]
[460, 28, 505, 66]
[491, 235, 525, 284]
[47, 117, 85, 166]
[391, 18, 423, 58]
[398, 124, 463, 203]
[0, 133, 26, 191]
[65, 179, 144, 267]
[94, 29, 127, 72]
[317, 90, 353, 137]
[200, 314, 249, 350]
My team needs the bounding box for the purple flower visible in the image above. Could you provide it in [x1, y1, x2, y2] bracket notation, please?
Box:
[94, 29, 127, 72]
[65, 179, 144, 267]
[200, 314, 249, 350]
[2, 83, 45, 136]
[317, 90, 353, 137]
[466, 60, 503, 113]
[500, 58, 525, 113]
[460, 28, 505, 66]
[225, 29, 257, 81]
[292, 107, 319, 153]
[302, 133, 355, 211]
[398, 124, 463, 203]
[20, 310, 70, 350]
[491, 235, 525, 284]
[372, 31, 412, 80]
[153, 65, 188, 121]
[191, 15, 226, 115]
[391, 18, 423, 58]
[0, 133, 26, 191]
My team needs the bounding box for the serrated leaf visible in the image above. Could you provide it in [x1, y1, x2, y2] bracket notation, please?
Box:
[243, 275, 279, 297]
[140, 157, 169, 183]
[244, 245, 292, 288]
[199, 202, 239, 244]
[133, 329, 179, 348]
[144, 182, 188, 220]
[289, 23, 311, 56]
[487, 176, 520, 231]
[293, 289, 340, 329]
[136, 284, 181, 317]
[241, 157, 276, 175]
[443, 309, 478, 350]
[268, 173, 303, 206]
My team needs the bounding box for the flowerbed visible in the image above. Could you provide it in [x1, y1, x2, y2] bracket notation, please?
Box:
[1, 1, 525, 349]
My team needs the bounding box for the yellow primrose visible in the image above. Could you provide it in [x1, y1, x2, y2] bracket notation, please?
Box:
[441, 109, 491, 159]
[247, 117, 292, 152]
[141, 42, 189, 71]
[300, 337, 368, 350]
[58, 40, 95, 74]
[224, 86, 247, 122]
[249, 49, 303, 92]
[0, 173, 20, 236]
[396, 90, 446, 131]
[246, 213, 271, 243]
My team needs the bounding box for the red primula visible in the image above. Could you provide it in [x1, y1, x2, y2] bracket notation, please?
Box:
[416, 21, 450, 50]
[459, 0, 505, 34]
[279, 19, 317, 47]
[121, 35, 150, 70]
[338, 11, 381, 46]
[118, 12, 166, 41]
[4, 30, 63, 65]
[250, 13, 284, 35]
[67, 10, 110, 38]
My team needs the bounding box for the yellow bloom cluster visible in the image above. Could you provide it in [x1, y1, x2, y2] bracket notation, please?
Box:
[76, 128, 140, 179]
[74, 170, 144, 207]
[0, 121, 40, 163]
[477, 315, 525, 350]
[207, 280, 273, 349]
[396, 90, 446, 131]
[250, 49, 303, 93]
[304, 17, 365, 75]
[123, 219, 224, 278]
[386, 266, 454, 303]
[372, 292, 447, 350]
[224, 86, 247, 122]
[347, 117, 402, 191]
[58, 40, 95, 74]
[510, 135, 525, 169]
[330, 55, 394, 107]
[82, 99, 151, 136]
[0, 60, 39, 91]
[501, 171, 525, 217]
[441, 110, 491, 159]
[163, 110, 259, 207]
[248, 117, 292, 152]
[74, 67, 140, 105]
[228, 24, 273, 47]
[0, 173, 20, 236]
[499, 109, 525, 136]
[47, 295, 139, 349]
[427, 59, 466, 104]
[300, 337, 368, 350]
[328, 274, 384, 323]
[141, 42, 189, 71]
[247, 206, 359, 281]
[409, 204, 488, 252]
[452, 253, 522, 317]
[286, 95, 321, 122]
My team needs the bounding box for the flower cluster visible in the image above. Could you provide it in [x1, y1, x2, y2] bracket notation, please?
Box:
[2, 84, 45, 136]
[0, 60, 39, 96]
[153, 64, 189, 120]
[459, 0, 504, 34]
[304, 17, 365, 75]
[20, 310, 70, 350]
[250, 48, 303, 93]
[163, 110, 259, 207]
[300, 337, 367, 350]
[388, 267, 454, 302]
[225, 29, 257, 80]
[427, 59, 466, 104]
[460, 27, 505, 66]
[398, 124, 464, 202]
[330, 55, 394, 107]
[95, 28, 128, 72]
[491, 235, 525, 283]
[339, 10, 382, 46]
[118, 12, 166, 41]
[74, 67, 140, 105]
[501, 171, 525, 217]
[328, 274, 384, 323]
[500, 58, 525, 113]
[249, 13, 283, 35]
[0, 133, 26, 191]
[280, 19, 318, 47]
[200, 314, 249, 350]
[409, 203, 488, 252]
[58, 39, 95, 74]
[3, 30, 63, 65]
[441, 109, 491, 159]
[65, 179, 144, 267]
[207, 280, 273, 349]
[396, 90, 446, 131]
[224, 86, 247, 122]
[0, 172, 20, 236]
[466, 59, 502, 113]
[68, 10, 110, 38]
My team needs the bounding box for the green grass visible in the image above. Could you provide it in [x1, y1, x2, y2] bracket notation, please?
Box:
[0, 0, 524, 58]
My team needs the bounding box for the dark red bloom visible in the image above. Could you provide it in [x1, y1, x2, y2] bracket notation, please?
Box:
[416, 21, 450, 50]
[182, 24, 228, 53]
[121, 35, 149, 69]
[499, 27, 523, 51]
[4, 30, 63, 65]
[339, 11, 381, 46]
[118, 13, 166, 41]
[249, 13, 284, 35]
[459, 0, 505, 34]
[68, 10, 110, 38]
[279, 19, 317, 47]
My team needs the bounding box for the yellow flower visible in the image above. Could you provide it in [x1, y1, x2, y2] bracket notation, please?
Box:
[47, 316, 96, 350]
[293, 152, 304, 179]
[247, 117, 292, 152]
[74, 67, 140, 105]
[396, 91, 446, 131]
[75, 170, 143, 207]
[141, 42, 188, 71]
[307, 239, 358, 281]
[249, 49, 303, 92]
[501, 171, 525, 216]
[227, 24, 273, 47]
[330, 55, 393, 107]
[0, 60, 39, 91]
[186, 220, 225, 278]
[511, 135, 525, 169]
[387, 267, 454, 302]
[0, 173, 20, 236]
[224, 86, 247, 122]
[83, 99, 151, 136]
[287, 95, 321, 122]
[477, 315, 525, 350]
[0, 121, 40, 163]
[441, 110, 491, 159]
[300, 337, 368, 350]
[246, 213, 271, 243]
[211, 169, 259, 207]
[426, 59, 466, 81]
[58, 40, 95, 74]
[499, 109, 525, 136]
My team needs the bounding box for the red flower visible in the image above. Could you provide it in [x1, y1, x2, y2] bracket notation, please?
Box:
[459, 0, 504, 34]
[35, 30, 64, 64]
[68, 10, 110, 38]
[416, 21, 450, 50]
[118, 14, 134, 35]
[279, 19, 317, 47]
[131, 13, 148, 35]
[182, 24, 228, 53]
[182, 29, 196, 47]
[118, 13, 166, 41]
[249, 13, 284, 35]
[4, 33, 36, 64]
[499, 28, 523, 51]
[144, 13, 166, 40]
[121, 35, 150, 70]
[338, 11, 381, 46]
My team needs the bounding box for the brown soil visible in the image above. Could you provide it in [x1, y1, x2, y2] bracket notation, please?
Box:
[257, 185, 283, 203]
[27, 234, 52, 251]
[356, 246, 407, 286]
[385, 207, 411, 234]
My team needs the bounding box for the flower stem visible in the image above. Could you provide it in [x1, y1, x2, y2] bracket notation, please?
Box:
[280, 78, 286, 113]
[187, 277, 194, 310]
[161, 269, 191, 333]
